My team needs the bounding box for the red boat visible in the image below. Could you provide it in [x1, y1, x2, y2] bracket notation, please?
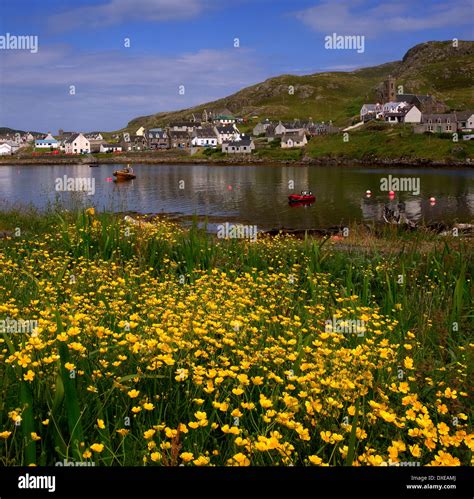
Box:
[288, 191, 315, 204]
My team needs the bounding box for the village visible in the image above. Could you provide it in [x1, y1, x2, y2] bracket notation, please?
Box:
[0, 77, 473, 158]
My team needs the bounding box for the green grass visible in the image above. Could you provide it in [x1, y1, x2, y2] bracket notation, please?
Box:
[305, 123, 474, 161]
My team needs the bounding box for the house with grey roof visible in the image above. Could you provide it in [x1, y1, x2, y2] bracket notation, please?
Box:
[214, 124, 240, 144]
[253, 120, 274, 136]
[455, 111, 474, 131]
[414, 114, 457, 134]
[169, 121, 199, 132]
[281, 131, 307, 149]
[191, 128, 218, 147]
[222, 136, 255, 154]
[148, 128, 169, 149]
[360, 103, 383, 122]
[169, 130, 191, 148]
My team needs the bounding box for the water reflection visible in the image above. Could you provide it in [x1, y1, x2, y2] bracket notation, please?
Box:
[0, 163, 472, 230]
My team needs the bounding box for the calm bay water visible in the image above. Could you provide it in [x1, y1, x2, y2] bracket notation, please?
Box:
[0, 163, 473, 230]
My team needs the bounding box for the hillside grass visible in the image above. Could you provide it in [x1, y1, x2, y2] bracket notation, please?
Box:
[306, 123, 474, 161]
[124, 41, 473, 132]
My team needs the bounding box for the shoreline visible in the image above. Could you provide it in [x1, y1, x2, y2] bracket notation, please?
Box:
[1, 154, 473, 168]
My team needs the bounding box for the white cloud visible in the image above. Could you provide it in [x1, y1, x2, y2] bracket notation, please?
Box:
[295, 0, 474, 37]
[0, 45, 265, 131]
[48, 0, 207, 31]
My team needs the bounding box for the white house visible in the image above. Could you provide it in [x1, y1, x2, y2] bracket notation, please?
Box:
[222, 137, 255, 154]
[100, 143, 123, 153]
[191, 129, 218, 147]
[456, 111, 474, 131]
[85, 132, 103, 141]
[214, 124, 240, 144]
[35, 133, 60, 149]
[281, 132, 307, 148]
[383, 101, 409, 114]
[135, 127, 146, 136]
[0, 141, 19, 155]
[64, 133, 91, 154]
[403, 105, 422, 123]
[253, 121, 273, 136]
[213, 114, 236, 125]
[274, 121, 304, 136]
[360, 104, 383, 121]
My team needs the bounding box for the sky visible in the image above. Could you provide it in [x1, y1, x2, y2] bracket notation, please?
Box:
[0, 0, 472, 133]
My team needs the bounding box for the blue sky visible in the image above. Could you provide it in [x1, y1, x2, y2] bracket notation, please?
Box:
[0, 0, 472, 132]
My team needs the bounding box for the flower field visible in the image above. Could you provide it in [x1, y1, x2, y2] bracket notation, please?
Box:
[0, 209, 472, 467]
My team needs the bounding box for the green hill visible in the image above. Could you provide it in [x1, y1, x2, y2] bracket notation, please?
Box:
[125, 40, 474, 131]
[0, 127, 44, 136]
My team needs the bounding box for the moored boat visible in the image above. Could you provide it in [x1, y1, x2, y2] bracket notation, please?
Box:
[113, 167, 136, 180]
[288, 191, 315, 204]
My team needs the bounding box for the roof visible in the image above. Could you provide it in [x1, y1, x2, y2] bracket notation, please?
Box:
[224, 138, 253, 147]
[193, 128, 217, 138]
[281, 132, 306, 141]
[214, 115, 235, 120]
[64, 134, 81, 144]
[215, 125, 236, 133]
[169, 131, 191, 138]
[362, 104, 379, 110]
[421, 113, 456, 123]
[36, 138, 59, 143]
[455, 111, 474, 120]
[148, 130, 167, 138]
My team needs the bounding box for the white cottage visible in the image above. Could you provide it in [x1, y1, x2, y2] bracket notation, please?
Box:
[403, 106, 422, 123]
[35, 133, 60, 149]
[214, 124, 240, 144]
[191, 129, 218, 147]
[64, 133, 91, 154]
[456, 111, 474, 131]
[281, 132, 307, 148]
[0, 141, 19, 155]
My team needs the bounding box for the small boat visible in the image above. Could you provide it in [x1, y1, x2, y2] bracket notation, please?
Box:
[113, 167, 136, 181]
[288, 191, 315, 204]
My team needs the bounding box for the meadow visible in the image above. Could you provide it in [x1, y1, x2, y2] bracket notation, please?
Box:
[0, 209, 472, 467]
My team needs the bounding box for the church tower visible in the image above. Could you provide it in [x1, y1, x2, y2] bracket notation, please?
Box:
[384, 76, 396, 102]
